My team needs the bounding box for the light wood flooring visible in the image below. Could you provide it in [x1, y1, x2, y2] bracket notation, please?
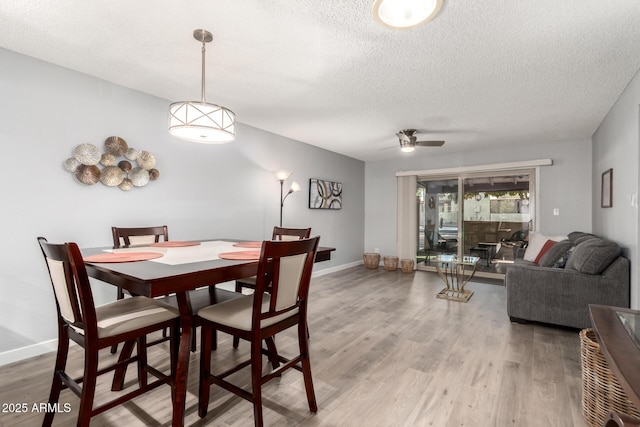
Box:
[0, 267, 588, 426]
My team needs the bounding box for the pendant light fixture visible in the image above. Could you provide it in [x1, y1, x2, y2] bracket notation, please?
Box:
[168, 29, 236, 143]
[372, 0, 444, 30]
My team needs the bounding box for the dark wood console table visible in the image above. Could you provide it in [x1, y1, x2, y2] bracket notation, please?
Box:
[589, 304, 640, 426]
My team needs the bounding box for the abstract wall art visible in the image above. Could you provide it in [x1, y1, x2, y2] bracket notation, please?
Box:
[309, 178, 342, 210]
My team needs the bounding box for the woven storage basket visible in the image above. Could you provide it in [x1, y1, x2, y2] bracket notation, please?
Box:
[580, 328, 640, 427]
[383, 256, 399, 271]
[363, 253, 380, 269]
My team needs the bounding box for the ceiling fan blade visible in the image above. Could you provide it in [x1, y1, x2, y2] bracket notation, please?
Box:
[379, 145, 398, 151]
[415, 140, 445, 147]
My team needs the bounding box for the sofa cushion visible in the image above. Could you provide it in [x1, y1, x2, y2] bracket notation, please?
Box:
[565, 238, 621, 274]
[534, 240, 556, 264]
[538, 240, 574, 267]
[567, 231, 594, 242]
[523, 231, 568, 262]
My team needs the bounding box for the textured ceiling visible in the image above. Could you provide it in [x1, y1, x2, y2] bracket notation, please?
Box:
[1, 0, 640, 162]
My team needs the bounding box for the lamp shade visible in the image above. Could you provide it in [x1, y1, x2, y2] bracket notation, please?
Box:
[168, 101, 236, 144]
[373, 0, 444, 30]
[289, 181, 301, 193]
[273, 170, 293, 181]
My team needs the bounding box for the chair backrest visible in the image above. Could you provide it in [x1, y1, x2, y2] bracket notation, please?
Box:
[112, 225, 169, 248]
[253, 236, 320, 326]
[272, 227, 311, 242]
[37, 237, 97, 334]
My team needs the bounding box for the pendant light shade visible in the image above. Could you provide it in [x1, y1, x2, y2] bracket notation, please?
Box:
[373, 0, 444, 30]
[168, 29, 236, 144]
[168, 101, 235, 143]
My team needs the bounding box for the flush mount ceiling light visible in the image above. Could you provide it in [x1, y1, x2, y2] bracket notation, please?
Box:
[168, 29, 236, 144]
[372, 0, 444, 30]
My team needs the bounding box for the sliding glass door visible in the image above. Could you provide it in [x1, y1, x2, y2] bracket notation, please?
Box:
[416, 169, 534, 277]
[417, 178, 459, 263]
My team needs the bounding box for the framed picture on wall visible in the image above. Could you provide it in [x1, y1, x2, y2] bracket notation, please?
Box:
[601, 168, 612, 208]
[309, 178, 342, 210]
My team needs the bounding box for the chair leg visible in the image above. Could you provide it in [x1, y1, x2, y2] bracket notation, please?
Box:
[191, 326, 197, 352]
[137, 336, 148, 388]
[77, 347, 98, 427]
[298, 321, 317, 413]
[170, 320, 180, 373]
[251, 339, 264, 427]
[170, 319, 180, 403]
[43, 324, 70, 427]
[198, 323, 213, 418]
[111, 287, 126, 354]
[264, 337, 280, 370]
[233, 282, 243, 349]
[111, 340, 136, 391]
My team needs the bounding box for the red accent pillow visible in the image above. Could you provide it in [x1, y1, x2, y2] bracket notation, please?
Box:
[534, 240, 557, 264]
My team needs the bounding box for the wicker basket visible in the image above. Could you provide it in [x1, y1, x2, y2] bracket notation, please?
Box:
[363, 253, 380, 269]
[580, 328, 640, 427]
[400, 259, 415, 273]
[383, 256, 399, 271]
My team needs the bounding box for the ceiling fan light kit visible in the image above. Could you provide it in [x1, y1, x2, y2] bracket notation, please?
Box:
[372, 0, 444, 30]
[396, 129, 445, 153]
[400, 139, 415, 152]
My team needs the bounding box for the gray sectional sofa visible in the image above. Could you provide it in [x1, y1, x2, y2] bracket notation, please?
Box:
[505, 231, 630, 329]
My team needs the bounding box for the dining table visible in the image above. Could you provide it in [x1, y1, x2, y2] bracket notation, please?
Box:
[82, 238, 335, 427]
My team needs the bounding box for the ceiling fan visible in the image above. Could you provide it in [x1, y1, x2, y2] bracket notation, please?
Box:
[396, 129, 445, 152]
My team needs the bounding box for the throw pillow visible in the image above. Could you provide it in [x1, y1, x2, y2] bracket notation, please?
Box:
[553, 245, 576, 268]
[565, 238, 621, 274]
[538, 240, 574, 267]
[534, 240, 556, 264]
[523, 231, 568, 262]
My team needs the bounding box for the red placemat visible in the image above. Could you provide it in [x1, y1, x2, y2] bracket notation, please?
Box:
[218, 251, 261, 260]
[84, 252, 164, 263]
[232, 241, 262, 248]
[150, 241, 201, 247]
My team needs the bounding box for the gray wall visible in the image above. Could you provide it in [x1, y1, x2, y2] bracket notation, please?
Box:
[593, 69, 640, 309]
[0, 48, 364, 357]
[364, 138, 593, 258]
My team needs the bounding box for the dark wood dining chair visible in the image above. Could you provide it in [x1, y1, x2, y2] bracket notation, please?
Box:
[37, 237, 179, 427]
[197, 236, 320, 427]
[112, 225, 169, 300]
[109, 225, 240, 391]
[110, 226, 169, 354]
[233, 226, 311, 348]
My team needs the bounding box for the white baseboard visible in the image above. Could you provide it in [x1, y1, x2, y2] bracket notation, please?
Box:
[0, 339, 58, 367]
[0, 261, 363, 367]
[312, 260, 362, 277]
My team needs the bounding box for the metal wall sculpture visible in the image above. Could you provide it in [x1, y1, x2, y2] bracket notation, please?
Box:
[64, 136, 159, 191]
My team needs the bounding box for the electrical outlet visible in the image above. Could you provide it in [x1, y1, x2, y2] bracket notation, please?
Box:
[553, 208, 559, 216]
[374, 248, 380, 253]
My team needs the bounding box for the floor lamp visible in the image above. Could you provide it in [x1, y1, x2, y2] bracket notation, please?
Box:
[274, 170, 301, 227]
